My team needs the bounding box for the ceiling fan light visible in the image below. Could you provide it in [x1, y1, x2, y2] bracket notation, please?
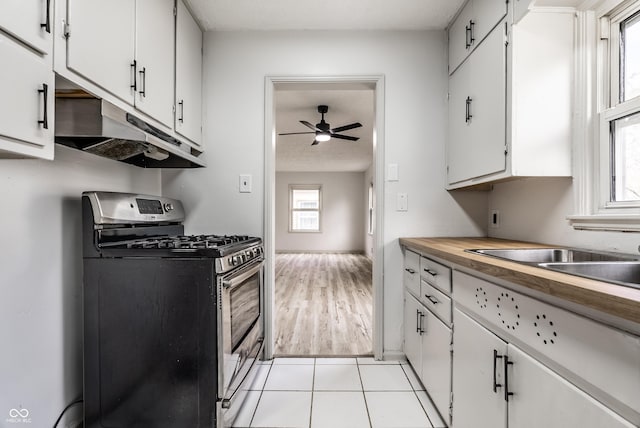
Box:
[315, 132, 331, 142]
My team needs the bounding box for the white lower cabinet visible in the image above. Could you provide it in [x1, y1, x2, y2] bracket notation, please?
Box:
[452, 308, 637, 428]
[452, 308, 507, 428]
[507, 344, 635, 428]
[404, 291, 452, 422]
[420, 307, 452, 420]
[404, 291, 423, 371]
[0, 32, 54, 159]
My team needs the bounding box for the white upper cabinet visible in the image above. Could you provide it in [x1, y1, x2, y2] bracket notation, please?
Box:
[448, 0, 507, 74]
[0, 32, 54, 159]
[447, 9, 573, 189]
[448, 23, 507, 184]
[134, 0, 175, 127]
[66, 0, 136, 104]
[0, 0, 53, 55]
[175, 0, 203, 147]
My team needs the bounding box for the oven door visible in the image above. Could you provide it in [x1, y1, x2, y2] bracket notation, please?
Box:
[217, 258, 264, 421]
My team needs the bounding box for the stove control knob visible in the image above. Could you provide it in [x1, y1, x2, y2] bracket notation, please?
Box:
[164, 203, 174, 212]
[227, 256, 233, 266]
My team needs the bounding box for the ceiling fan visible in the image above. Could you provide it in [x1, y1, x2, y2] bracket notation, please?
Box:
[278, 105, 362, 145]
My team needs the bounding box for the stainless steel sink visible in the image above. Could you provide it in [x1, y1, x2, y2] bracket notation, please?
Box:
[541, 262, 640, 289]
[468, 247, 640, 289]
[468, 248, 639, 264]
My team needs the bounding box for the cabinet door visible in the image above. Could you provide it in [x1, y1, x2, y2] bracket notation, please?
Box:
[0, 0, 52, 54]
[507, 345, 636, 428]
[472, 0, 508, 47]
[175, 1, 203, 147]
[0, 33, 54, 159]
[452, 308, 507, 428]
[420, 308, 452, 421]
[135, 0, 175, 127]
[447, 54, 471, 184]
[404, 292, 423, 375]
[448, 1, 473, 74]
[67, 0, 135, 104]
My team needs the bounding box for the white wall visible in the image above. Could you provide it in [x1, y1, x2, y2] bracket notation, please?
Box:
[0, 145, 160, 427]
[162, 30, 489, 355]
[276, 172, 365, 253]
[488, 178, 640, 254]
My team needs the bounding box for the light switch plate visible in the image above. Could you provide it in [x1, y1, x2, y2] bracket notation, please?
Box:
[397, 193, 408, 211]
[239, 174, 252, 193]
[388, 164, 399, 181]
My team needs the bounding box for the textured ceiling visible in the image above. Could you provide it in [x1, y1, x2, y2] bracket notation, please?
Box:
[275, 86, 374, 172]
[185, 0, 466, 31]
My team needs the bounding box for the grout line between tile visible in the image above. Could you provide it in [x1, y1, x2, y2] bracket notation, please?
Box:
[356, 358, 374, 428]
[247, 362, 273, 428]
[308, 358, 316, 428]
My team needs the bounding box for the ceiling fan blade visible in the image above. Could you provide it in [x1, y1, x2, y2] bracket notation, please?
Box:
[300, 120, 321, 132]
[332, 134, 359, 141]
[331, 122, 362, 133]
[278, 131, 315, 136]
[311, 139, 320, 146]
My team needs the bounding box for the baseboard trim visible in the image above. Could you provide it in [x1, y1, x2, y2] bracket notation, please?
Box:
[383, 350, 407, 362]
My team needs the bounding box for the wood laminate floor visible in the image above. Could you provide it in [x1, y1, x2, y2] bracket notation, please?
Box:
[274, 253, 373, 356]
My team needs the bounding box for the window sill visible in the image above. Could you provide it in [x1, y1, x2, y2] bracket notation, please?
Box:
[567, 214, 640, 232]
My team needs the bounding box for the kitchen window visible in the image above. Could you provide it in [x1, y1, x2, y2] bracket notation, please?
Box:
[289, 185, 322, 232]
[570, 0, 640, 230]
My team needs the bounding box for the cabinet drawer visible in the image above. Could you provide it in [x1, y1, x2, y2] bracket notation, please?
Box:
[421, 280, 452, 325]
[420, 256, 451, 294]
[404, 250, 420, 298]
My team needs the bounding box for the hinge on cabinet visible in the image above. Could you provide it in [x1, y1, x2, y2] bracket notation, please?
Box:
[172, 104, 176, 114]
[63, 21, 70, 39]
[504, 144, 509, 156]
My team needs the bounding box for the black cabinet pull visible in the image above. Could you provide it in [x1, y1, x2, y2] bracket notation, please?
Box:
[419, 311, 425, 335]
[424, 268, 437, 276]
[37, 83, 48, 129]
[493, 350, 503, 393]
[465, 97, 473, 123]
[178, 100, 184, 123]
[504, 356, 514, 401]
[139, 67, 146, 97]
[416, 309, 421, 333]
[425, 295, 439, 305]
[130, 60, 137, 91]
[465, 20, 476, 49]
[40, 0, 51, 33]
[405, 268, 416, 274]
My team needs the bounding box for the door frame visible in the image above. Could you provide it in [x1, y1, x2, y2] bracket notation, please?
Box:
[263, 75, 385, 359]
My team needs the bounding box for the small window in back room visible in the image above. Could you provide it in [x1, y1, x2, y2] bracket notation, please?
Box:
[289, 185, 321, 232]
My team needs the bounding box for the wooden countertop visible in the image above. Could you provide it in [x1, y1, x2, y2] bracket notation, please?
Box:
[399, 237, 640, 325]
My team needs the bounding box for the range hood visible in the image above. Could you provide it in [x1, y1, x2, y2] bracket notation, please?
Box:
[55, 97, 205, 168]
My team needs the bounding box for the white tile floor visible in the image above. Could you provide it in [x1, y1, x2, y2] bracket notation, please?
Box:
[231, 358, 447, 428]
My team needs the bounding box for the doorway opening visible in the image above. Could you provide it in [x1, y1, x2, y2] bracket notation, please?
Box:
[264, 76, 385, 359]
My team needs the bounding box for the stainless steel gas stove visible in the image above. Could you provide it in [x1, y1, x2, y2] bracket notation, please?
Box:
[82, 191, 264, 428]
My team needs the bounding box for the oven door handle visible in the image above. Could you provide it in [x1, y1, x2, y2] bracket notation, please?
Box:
[222, 259, 264, 290]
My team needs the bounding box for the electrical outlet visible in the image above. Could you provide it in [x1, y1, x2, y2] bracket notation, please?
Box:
[239, 175, 252, 193]
[490, 209, 500, 228]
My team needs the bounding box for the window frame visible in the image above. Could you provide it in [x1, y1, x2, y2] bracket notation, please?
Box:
[288, 184, 322, 233]
[570, 0, 640, 231]
[599, 2, 640, 210]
